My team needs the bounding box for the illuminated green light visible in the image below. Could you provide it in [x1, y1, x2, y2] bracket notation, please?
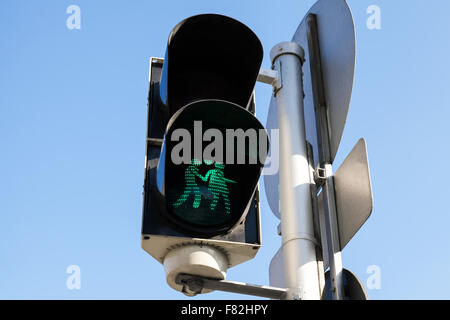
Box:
[163, 100, 268, 232]
[173, 159, 203, 209]
[172, 159, 237, 219]
[202, 162, 236, 214]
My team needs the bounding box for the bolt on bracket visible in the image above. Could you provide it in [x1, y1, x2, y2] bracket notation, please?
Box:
[257, 67, 282, 94]
[175, 273, 287, 300]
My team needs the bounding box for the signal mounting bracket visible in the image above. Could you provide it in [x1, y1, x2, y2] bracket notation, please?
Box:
[314, 163, 333, 187]
[257, 67, 281, 94]
[175, 273, 288, 299]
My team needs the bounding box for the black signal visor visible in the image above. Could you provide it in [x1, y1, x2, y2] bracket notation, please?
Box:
[159, 14, 264, 115]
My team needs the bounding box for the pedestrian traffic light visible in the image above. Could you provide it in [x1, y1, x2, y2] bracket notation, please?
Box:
[159, 99, 267, 237]
[141, 14, 268, 295]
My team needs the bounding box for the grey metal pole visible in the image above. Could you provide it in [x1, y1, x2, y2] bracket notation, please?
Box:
[270, 42, 321, 300]
[322, 166, 345, 300]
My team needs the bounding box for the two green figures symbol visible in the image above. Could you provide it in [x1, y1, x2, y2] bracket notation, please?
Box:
[173, 159, 236, 214]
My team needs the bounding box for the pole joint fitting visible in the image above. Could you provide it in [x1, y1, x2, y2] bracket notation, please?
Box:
[283, 232, 320, 248]
[270, 41, 305, 65]
[314, 163, 333, 186]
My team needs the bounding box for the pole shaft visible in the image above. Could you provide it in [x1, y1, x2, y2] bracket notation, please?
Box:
[306, 14, 345, 300]
[271, 42, 321, 300]
[323, 168, 344, 299]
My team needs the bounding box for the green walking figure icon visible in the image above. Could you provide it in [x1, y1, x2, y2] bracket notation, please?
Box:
[203, 162, 236, 215]
[173, 159, 204, 209]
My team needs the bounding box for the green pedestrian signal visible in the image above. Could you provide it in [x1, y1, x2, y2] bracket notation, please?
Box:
[141, 13, 267, 295]
[203, 161, 237, 214]
[172, 159, 204, 210]
[172, 159, 236, 213]
[161, 99, 267, 236]
[170, 159, 237, 227]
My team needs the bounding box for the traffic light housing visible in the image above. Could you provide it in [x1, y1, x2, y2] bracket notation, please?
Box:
[141, 14, 267, 295]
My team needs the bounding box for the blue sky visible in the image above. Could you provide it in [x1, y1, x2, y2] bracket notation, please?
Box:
[1, 0, 450, 299]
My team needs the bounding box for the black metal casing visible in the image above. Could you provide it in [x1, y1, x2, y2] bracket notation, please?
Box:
[141, 14, 265, 264]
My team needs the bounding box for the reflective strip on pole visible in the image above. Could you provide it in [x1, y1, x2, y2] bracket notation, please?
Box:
[271, 42, 321, 300]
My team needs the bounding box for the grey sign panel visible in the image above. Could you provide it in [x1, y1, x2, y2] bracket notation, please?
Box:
[269, 247, 285, 289]
[324, 268, 368, 300]
[291, 0, 355, 167]
[334, 138, 373, 249]
[264, 0, 355, 218]
[264, 96, 280, 219]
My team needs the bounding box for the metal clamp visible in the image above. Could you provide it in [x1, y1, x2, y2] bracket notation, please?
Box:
[147, 137, 163, 147]
[257, 67, 281, 94]
[175, 273, 287, 300]
[314, 164, 333, 186]
[282, 232, 321, 248]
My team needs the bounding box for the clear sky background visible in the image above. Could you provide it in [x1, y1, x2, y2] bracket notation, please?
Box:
[1, 0, 450, 300]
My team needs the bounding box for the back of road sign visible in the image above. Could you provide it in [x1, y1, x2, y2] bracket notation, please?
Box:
[292, 0, 356, 167]
[316, 138, 373, 255]
[334, 138, 373, 249]
[324, 268, 368, 300]
[269, 247, 285, 289]
[264, 97, 280, 218]
[264, 0, 356, 217]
